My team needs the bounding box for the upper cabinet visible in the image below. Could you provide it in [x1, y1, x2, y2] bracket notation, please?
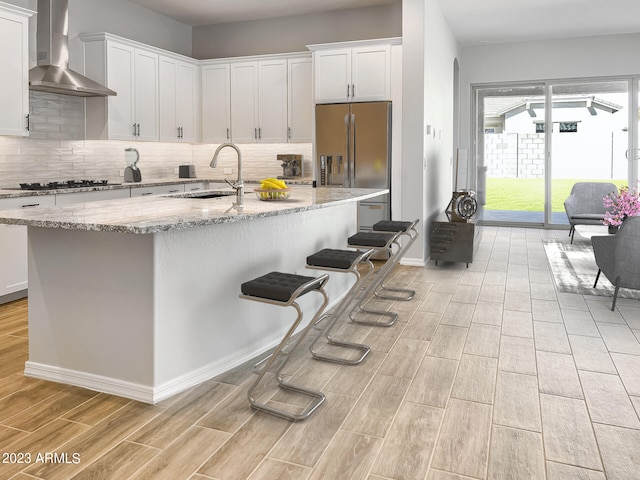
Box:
[309, 38, 400, 104]
[0, 2, 34, 137]
[287, 57, 313, 143]
[201, 63, 231, 143]
[159, 56, 199, 142]
[201, 53, 311, 144]
[81, 33, 199, 142]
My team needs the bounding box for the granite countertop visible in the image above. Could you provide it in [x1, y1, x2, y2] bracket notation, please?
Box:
[0, 178, 314, 199]
[0, 186, 386, 234]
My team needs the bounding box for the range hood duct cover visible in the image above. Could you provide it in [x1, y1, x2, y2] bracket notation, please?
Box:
[29, 0, 116, 97]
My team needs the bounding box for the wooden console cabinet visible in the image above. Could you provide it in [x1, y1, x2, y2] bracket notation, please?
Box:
[430, 216, 480, 267]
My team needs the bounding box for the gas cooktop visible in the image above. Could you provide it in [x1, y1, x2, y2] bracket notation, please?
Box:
[16, 180, 120, 191]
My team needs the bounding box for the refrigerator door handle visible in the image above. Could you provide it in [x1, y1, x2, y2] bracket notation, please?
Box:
[350, 113, 356, 187]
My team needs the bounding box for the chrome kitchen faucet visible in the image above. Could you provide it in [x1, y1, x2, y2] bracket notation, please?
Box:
[210, 143, 244, 204]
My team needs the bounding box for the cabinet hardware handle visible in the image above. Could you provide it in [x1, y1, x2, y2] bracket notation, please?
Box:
[226, 128, 230, 140]
[133, 123, 137, 136]
[254, 128, 257, 139]
[258, 127, 261, 139]
[137, 123, 141, 136]
[141, 192, 153, 196]
[351, 84, 355, 97]
[347, 84, 350, 98]
[177, 126, 181, 138]
[169, 189, 180, 193]
[288, 127, 291, 139]
[25, 114, 30, 131]
[21, 203, 40, 208]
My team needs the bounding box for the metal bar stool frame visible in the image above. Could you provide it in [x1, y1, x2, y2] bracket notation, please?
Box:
[306, 248, 375, 365]
[240, 273, 330, 422]
[373, 219, 420, 302]
[347, 231, 402, 327]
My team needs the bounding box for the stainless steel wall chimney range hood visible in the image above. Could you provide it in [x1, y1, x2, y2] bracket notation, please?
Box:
[29, 0, 116, 97]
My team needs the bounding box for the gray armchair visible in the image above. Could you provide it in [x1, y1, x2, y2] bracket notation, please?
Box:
[564, 182, 618, 243]
[592, 216, 640, 310]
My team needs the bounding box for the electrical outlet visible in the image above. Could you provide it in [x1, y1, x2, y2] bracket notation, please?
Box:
[224, 168, 233, 174]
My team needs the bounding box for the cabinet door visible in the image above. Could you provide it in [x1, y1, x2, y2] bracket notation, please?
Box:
[0, 6, 30, 137]
[258, 59, 287, 143]
[287, 57, 312, 143]
[230, 62, 258, 143]
[202, 64, 231, 143]
[54, 189, 131, 206]
[158, 56, 178, 142]
[351, 45, 391, 102]
[134, 49, 159, 141]
[107, 42, 136, 140]
[314, 49, 350, 103]
[0, 195, 55, 298]
[176, 61, 198, 142]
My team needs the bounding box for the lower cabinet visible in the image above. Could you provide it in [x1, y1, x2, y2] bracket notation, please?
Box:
[130, 184, 185, 197]
[0, 195, 56, 300]
[430, 218, 480, 267]
[54, 188, 130, 206]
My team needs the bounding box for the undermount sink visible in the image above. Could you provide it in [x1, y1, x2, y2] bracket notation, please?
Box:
[167, 190, 235, 199]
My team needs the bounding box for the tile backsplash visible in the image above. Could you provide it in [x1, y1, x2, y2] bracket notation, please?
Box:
[0, 93, 312, 187]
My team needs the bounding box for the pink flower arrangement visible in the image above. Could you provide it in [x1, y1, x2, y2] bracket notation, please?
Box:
[602, 186, 640, 227]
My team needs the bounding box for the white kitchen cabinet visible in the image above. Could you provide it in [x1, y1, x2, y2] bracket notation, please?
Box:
[0, 2, 33, 137]
[311, 40, 397, 103]
[159, 56, 199, 143]
[201, 63, 231, 143]
[231, 59, 288, 143]
[184, 182, 208, 192]
[230, 62, 259, 143]
[130, 184, 185, 197]
[287, 57, 313, 143]
[201, 53, 309, 144]
[0, 195, 55, 300]
[82, 33, 159, 141]
[258, 59, 288, 143]
[54, 188, 131, 206]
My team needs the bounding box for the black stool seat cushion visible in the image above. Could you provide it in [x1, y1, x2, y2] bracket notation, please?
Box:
[373, 220, 413, 232]
[307, 248, 362, 270]
[348, 231, 394, 248]
[241, 271, 321, 302]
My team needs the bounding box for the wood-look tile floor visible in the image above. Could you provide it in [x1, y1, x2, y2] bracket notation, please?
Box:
[2, 226, 640, 479]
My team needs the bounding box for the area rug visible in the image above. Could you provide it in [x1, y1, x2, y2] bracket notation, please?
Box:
[542, 240, 640, 299]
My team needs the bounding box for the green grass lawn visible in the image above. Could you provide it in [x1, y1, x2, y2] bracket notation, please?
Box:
[485, 178, 627, 212]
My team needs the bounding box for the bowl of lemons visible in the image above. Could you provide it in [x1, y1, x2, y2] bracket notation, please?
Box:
[254, 178, 290, 200]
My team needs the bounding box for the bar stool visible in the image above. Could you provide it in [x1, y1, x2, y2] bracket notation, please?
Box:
[346, 231, 402, 327]
[306, 248, 375, 365]
[372, 219, 420, 301]
[240, 271, 330, 421]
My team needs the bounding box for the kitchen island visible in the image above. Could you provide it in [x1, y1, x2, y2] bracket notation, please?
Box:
[0, 186, 387, 402]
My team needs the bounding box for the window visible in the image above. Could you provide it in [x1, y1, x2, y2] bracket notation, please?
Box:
[559, 122, 578, 133]
[535, 122, 545, 133]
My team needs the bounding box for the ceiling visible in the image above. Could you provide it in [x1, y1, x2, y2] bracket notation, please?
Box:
[128, 0, 640, 46]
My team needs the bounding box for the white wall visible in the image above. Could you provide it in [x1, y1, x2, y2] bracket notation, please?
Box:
[401, 0, 459, 265]
[459, 33, 640, 164]
[192, 3, 402, 59]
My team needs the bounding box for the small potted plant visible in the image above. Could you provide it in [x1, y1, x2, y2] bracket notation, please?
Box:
[603, 186, 640, 233]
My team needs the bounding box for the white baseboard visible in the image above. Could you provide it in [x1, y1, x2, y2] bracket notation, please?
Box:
[400, 257, 426, 267]
[24, 295, 345, 404]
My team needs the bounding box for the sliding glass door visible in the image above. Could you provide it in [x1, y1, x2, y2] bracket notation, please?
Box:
[475, 84, 546, 224]
[474, 77, 639, 226]
[549, 80, 629, 226]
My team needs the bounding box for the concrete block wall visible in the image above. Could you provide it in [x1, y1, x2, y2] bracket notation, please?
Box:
[485, 133, 545, 178]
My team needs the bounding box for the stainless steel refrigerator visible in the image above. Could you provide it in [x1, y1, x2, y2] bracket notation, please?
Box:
[315, 101, 391, 231]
